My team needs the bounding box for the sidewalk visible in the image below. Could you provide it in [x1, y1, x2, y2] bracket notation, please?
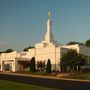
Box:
[0, 72, 90, 83]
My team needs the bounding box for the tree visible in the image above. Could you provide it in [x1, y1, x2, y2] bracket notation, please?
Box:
[0, 51, 2, 54]
[61, 49, 78, 70]
[60, 49, 86, 72]
[4, 48, 13, 53]
[67, 41, 84, 45]
[23, 46, 34, 51]
[46, 59, 51, 73]
[77, 54, 86, 71]
[30, 57, 36, 72]
[18, 61, 31, 71]
[85, 39, 90, 46]
[37, 60, 46, 72]
[23, 48, 28, 52]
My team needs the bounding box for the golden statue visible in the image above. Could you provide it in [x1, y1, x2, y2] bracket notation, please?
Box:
[48, 11, 51, 18]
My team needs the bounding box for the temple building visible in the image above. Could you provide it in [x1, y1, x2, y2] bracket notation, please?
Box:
[0, 12, 90, 72]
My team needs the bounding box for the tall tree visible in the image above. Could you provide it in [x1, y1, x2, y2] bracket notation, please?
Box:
[60, 49, 86, 72]
[30, 57, 36, 72]
[46, 59, 51, 73]
[85, 39, 90, 46]
[77, 54, 86, 71]
[37, 60, 46, 72]
[67, 41, 84, 45]
[23, 46, 34, 51]
[4, 48, 13, 53]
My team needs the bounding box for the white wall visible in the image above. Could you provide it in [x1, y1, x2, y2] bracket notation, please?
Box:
[62, 44, 80, 53]
[0, 51, 18, 60]
[79, 45, 90, 56]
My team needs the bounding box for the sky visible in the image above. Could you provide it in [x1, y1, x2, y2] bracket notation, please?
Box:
[0, 0, 90, 51]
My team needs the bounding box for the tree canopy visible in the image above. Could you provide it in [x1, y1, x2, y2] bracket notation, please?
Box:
[23, 46, 34, 51]
[37, 60, 46, 72]
[67, 41, 84, 45]
[46, 59, 51, 73]
[60, 49, 86, 72]
[30, 57, 36, 72]
[3, 48, 13, 53]
[85, 39, 90, 46]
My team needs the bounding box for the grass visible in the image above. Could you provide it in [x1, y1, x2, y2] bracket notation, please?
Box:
[0, 80, 59, 90]
[30, 72, 47, 75]
[17, 71, 90, 80]
[68, 72, 90, 80]
[17, 71, 48, 75]
[17, 71, 58, 76]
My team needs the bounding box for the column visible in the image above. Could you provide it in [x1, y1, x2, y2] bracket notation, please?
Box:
[1, 61, 4, 71]
[12, 59, 18, 72]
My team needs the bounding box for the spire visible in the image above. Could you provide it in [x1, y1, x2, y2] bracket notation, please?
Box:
[44, 12, 54, 43]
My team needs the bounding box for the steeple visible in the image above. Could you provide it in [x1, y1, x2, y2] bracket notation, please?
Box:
[44, 11, 54, 43]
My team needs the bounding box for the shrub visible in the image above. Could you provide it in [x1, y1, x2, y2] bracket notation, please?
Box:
[46, 59, 51, 73]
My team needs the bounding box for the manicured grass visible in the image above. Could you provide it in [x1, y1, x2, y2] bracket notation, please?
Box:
[0, 80, 59, 90]
[17, 71, 56, 76]
[68, 72, 90, 80]
[17, 71, 47, 75]
[17, 71, 90, 80]
[30, 72, 47, 75]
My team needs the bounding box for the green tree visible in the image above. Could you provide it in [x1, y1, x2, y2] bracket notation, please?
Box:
[0, 51, 2, 54]
[85, 39, 90, 46]
[60, 49, 78, 72]
[60, 49, 86, 72]
[23, 46, 34, 51]
[18, 61, 31, 71]
[67, 41, 84, 45]
[37, 61, 46, 72]
[46, 59, 51, 73]
[4, 48, 13, 53]
[77, 54, 86, 71]
[30, 57, 36, 72]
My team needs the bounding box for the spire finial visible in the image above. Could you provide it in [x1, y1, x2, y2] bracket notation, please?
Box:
[48, 11, 51, 18]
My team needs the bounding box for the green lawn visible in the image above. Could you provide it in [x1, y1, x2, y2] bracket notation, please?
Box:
[17, 71, 48, 75]
[68, 72, 90, 80]
[0, 80, 59, 90]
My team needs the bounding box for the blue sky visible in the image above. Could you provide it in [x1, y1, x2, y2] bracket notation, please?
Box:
[0, 0, 90, 51]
